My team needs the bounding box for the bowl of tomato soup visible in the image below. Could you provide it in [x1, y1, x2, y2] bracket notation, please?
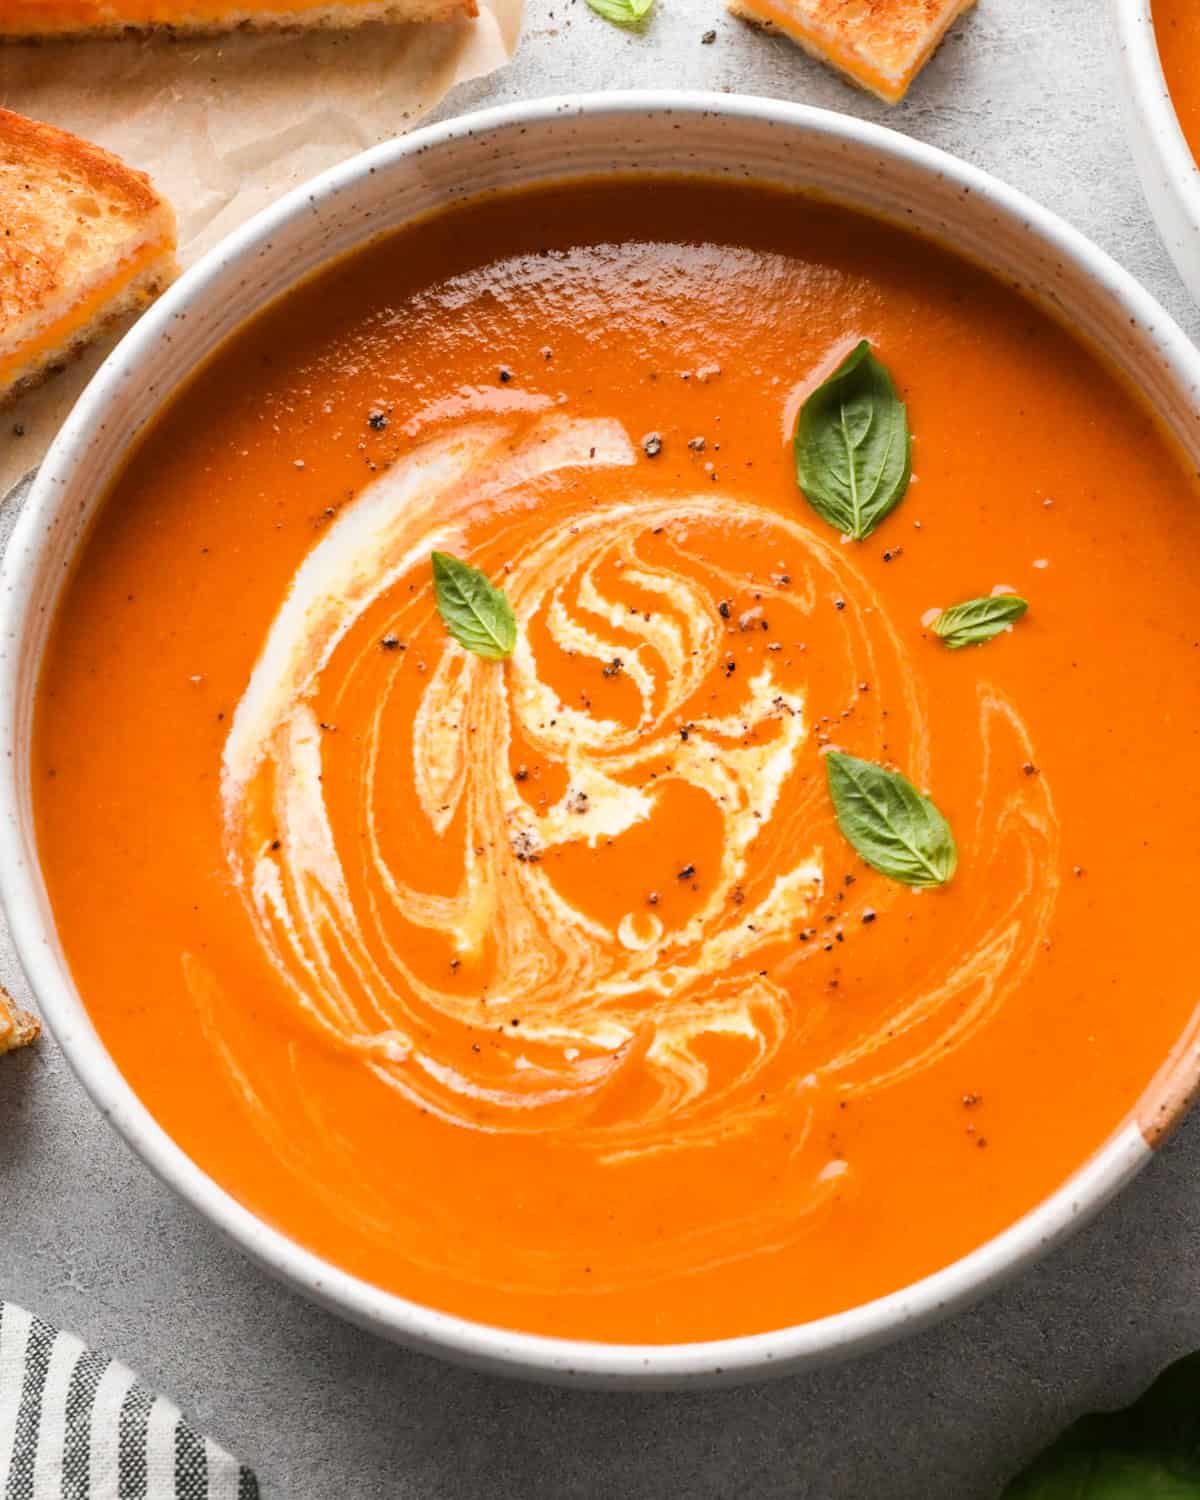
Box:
[1112, 0, 1200, 304]
[6, 94, 1200, 1387]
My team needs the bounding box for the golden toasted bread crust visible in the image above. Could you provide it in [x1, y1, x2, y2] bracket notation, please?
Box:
[0, 0, 475, 36]
[1, 247, 178, 404]
[0, 984, 40, 1054]
[0, 107, 162, 217]
[727, 0, 975, 103]
[0, 107, 177, 402]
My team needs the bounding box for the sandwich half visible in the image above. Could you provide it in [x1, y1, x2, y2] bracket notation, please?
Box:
[0, 985, 39, 1055]
[726, 0, 975, 104]
[0, 0, 476, 36]
[0, 107, 178, 403]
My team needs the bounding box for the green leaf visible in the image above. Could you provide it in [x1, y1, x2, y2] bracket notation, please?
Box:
[1003, 1353, 1200, 1497]
[431, 551, 517, 661]
[933, 594, 1028, 649]
[794, 340, 912, 541]
[824, 751, 956, 888]
[584, 0, 653, 26]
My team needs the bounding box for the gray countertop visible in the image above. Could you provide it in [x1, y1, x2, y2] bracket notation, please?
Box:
[4, 2, 1199, 1495]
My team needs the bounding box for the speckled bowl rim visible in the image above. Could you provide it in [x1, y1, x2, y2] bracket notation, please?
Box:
[1111, 0, 1200, 304]
[3, 91, 1199, 1389]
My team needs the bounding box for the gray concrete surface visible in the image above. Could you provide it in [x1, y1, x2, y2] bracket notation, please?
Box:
[4, 1, 1200, 1495]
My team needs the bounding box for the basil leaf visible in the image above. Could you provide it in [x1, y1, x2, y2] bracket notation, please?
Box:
[431, 551, 517, 661]
[825, 751, 956, 888]
[585, 0, 653, 26]
[933, 594, 1028, 649]
[1003, 1352, 1200, 1497]
[794, 340, 912, 541]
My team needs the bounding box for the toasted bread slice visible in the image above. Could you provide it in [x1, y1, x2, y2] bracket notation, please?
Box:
[0, 108, 178, 403]
[0, 0, 476, 37]
[727, 0, 975, 104]
[0, 985, 39, 1055]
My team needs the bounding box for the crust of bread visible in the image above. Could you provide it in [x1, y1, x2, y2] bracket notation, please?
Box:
[0, 106, 165, 222]
[0, 0, 476, 36]
[0, 985, 40, 1055]
[726, 0, 975, 104]
[2, 246, 177, 404]
[0, 107, 178, 403]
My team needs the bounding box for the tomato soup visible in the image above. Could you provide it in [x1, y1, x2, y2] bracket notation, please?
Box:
[1154, 0, 1200, 160]
[33, 179, 1200, 1343]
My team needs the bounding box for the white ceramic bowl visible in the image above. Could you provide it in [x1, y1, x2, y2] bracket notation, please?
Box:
[1111, 0, 1200, 305]
[5, 92, 1200, 1390]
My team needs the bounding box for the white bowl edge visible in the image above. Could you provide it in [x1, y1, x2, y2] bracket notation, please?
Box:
[1, 91, 1196, 1389]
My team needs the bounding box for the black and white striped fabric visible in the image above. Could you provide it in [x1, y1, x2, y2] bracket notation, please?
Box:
[0, 1302, 259, 1499]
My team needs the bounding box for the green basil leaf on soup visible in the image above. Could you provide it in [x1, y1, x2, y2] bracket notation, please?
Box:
[432, 551, 517, 661]
[794, 340, 912, 541]
[825, 751, 956, 888]
[933, 594, 1028, 649]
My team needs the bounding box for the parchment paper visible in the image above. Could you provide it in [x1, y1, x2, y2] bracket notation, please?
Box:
[0, 0, 522, 492]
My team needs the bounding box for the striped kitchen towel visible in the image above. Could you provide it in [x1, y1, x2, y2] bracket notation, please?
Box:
[0, 1301, 259, 1499]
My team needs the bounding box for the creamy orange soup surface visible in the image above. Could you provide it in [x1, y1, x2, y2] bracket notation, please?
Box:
[1155, 0, 1200, 160]
[35, 178, 1200, 1344]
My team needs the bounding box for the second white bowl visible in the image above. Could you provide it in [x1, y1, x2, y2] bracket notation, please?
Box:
[1112, 0, 1200, 305]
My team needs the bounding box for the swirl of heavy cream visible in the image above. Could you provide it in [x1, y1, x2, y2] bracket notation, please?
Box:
[217, 413, 1057, 1167]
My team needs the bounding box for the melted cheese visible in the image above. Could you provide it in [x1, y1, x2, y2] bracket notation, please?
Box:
[0, 238, 169, 389]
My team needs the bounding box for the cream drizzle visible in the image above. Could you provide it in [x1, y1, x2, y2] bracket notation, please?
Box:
[217, 413, 1058, 1167]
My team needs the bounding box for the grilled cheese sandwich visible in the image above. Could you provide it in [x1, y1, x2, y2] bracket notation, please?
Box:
[0, 0, 476, 36]
[0, 985, 39, 1055]
[0, 107, 177, 403]
[727, 0, 975, 104]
